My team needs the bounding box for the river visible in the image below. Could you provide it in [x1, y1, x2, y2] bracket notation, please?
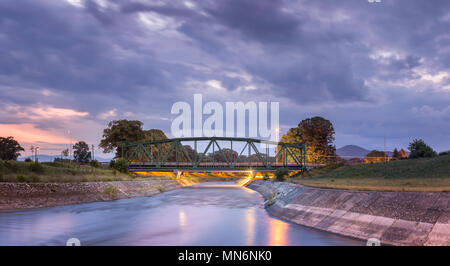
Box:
[0, 182, 362, 246]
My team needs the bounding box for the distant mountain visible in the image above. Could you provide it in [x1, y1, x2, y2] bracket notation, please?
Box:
[336, 145, 370, 159]
[18, 155, 113, 163]
[336, 145, 406, 160]
[18, 155, 61, 162]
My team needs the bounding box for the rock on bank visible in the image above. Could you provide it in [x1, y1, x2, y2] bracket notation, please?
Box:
[247, 180, 449, 246]
[0, 180, 183, 210]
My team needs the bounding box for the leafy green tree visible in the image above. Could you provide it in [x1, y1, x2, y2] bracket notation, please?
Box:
[99, 120, 145, 158]
[408, 139, 437, 158]
[0, 136, 24, 160]
[73, 141, 91, 163]
[279, 116, 336, 164]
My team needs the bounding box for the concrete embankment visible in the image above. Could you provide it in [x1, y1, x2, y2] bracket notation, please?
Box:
[0, 180, 186, 210]
[247, 180, 449, 246]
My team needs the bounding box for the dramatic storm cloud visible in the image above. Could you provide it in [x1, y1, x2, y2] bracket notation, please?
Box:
[0, 0, 449, 157]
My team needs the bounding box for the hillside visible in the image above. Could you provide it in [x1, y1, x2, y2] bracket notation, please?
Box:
[336, 145, 370, 159]
[291, 154, 450, 191]
[336, 145, 401, 159]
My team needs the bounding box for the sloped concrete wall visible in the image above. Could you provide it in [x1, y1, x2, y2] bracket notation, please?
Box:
[247, 180, 449, 246]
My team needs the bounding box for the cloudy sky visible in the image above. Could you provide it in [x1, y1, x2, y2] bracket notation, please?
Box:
[0, 0, 449, 158]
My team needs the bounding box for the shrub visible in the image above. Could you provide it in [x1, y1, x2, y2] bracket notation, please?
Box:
[438, 151, 449, 156]
[263, 173, 270, 180]
[29, 162, 44, 173]
[275, 169, 289, 181]
[109, 160, 116, 169]
[1, 160, 19, 172]
[104, 185, 119, 197]
[16, 174, 29, 182]
[89, 160, 100, 168]
[30, 175, 41, 182]
[113, 158, 129, 174]
[24, 158, 32, 163]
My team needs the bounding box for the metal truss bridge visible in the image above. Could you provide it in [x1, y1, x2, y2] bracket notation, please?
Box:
[122, 137, 306, 172]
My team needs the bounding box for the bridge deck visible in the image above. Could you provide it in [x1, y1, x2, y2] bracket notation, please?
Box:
[128, 162, 311, 172]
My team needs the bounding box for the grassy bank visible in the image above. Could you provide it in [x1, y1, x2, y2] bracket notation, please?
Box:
[0, 160, 137, 182]
[0, 160, 248, 183]
[289, 154, 450, 192]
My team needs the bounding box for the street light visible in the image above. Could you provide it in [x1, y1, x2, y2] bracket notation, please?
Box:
[30, 145, 35, 161]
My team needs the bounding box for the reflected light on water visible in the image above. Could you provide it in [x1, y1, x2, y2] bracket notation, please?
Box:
[244, 208, 256, 245]
[8, 212, 74, 244]
[268, 218, 288, 246]
[179, 210, 187, 229]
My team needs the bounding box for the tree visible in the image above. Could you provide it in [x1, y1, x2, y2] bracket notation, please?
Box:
[439, 151, 449, 156]
[364, 150, 386, 163]
[143, 129, 172, 161]
[0, 136, 24, 160]
[408, 139, 437, 158]
[89, 160, 100, 168]
[61, 148, 69, 158]
[113, 158, 129, 173]
[73, 141, 91, 163]
[208, 148, 238, 163]
[99, 120, 145, 158]
[279, 116, 336, 164]
[400, 149, 408, 159]
[392, 148, 400, 159]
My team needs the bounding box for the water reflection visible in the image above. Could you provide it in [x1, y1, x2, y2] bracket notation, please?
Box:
[268, 218, 288, 246]
[0, 182, 362, 246]
[244, 208, 256, 245]
[179, 210, 187, 229]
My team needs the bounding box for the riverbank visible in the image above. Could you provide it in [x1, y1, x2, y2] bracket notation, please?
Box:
[0, 180, 190, 210]
[247, 180, 450, 246]
[290, 154, 450, 192]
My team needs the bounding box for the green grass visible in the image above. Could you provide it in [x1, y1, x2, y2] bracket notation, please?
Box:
[0, 160, 137, 182]
[290, 154, 450, 192]
[104, 185, 120, 197]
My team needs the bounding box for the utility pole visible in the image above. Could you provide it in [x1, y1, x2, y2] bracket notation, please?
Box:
[92, 144, 95, 161]
[384, 133, 387, 177]
[35, 146, 39, 163]
[68, 130, 72, 166]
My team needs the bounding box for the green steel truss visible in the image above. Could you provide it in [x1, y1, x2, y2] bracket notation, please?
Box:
[122, 137, 306, 172]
